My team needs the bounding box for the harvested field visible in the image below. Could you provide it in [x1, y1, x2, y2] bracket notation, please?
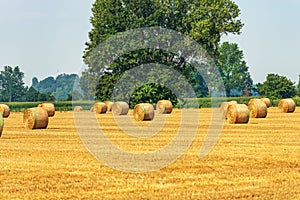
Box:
[0, 107, 299, 199]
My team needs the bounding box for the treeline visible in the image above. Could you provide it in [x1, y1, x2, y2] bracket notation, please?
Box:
[0, 66, 80, 102]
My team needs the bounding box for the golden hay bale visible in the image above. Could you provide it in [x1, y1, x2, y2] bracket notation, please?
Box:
[111, 101, 129, 115]
[0, 104, 10, 118]
[226, 104, 249, 124]
[133, 103, 154, 121]
[74, 106, 83, 112]
[0, 115, 3, 137]
[93, 102, 107, 114]
[90, 106, 94, 112]
[23, 107, 48, 129]
[220, 101, 237, 118]
[38, 103, 55, 117]
[104, 101, 114, 112]
[278, 98, 296, 113]
[156, 100, 173, 114]
[260, 97, 271, 108]
[248, 99, 268, 118]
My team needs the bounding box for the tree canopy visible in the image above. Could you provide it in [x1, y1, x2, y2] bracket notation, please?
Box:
[217, 42, 253, 96]
[33, 74, 79, 101]
[257, 73, 296, 99]
[82, 0, 243, 104]
[0, 66, 26, 102]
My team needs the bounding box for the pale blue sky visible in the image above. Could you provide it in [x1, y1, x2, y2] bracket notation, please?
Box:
[0, 0, 299, 85]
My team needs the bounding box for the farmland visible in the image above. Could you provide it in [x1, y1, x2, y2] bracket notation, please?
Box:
[0, 107, 299, 199]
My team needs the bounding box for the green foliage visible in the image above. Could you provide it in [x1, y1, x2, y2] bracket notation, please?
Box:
[0, 66, 27, 102]
[129, 84, 177, 108]
[217, 42, 253, 96]
[82, 0, 243, 103]
[257, 74, 296, 99]
[25, 87, 56, 102]
[33, 74, 79, 101]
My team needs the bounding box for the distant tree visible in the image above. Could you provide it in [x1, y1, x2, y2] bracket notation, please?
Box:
[34, 76, 56, 94]
[25, 87, 40, 102]
[32, 77, 39, 88]
[66, 90, 84, 101]
[25, 86, 56, 102]
[0, 66, 26, 102]
[257, 73, 296, 99]
[53, 74, 79, 100]
[38, 92, 56, 102]
[217, 42, 253, 96]
[33, 73, 79, 101]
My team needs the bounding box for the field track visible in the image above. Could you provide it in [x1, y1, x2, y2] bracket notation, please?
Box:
[0, 107, 299, 199]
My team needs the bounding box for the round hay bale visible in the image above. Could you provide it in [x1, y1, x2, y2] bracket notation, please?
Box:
[133, 103, 154, 121]
[0, 104, 10, 118]
[248, 99, 268, 118]
[74, 106, 83, 112]
[90, 106, 94, 112]
[104, 101, 114, 112]
[38, 103, 55, 117]
[23, 107, 48, 129]
[220, 101, 237, 119]
[260, 97, 271, 108]
[93, 102, 107, 114]
[0, 115, 4, 137]
[226, 104, 249, 124]
[156, 100, 173, 114]
[112, 101, 129, 115]
[278, 98, 295, 113]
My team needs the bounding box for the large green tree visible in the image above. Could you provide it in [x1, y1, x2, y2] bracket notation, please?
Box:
[257, 74, 296, 99]
[217, 42, 253, 96]
[0, 66, 26, 102]
[83, 0, 243, 104]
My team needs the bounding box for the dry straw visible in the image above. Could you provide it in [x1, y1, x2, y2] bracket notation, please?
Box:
[112, 101, 129, 115]
[0, 104, 10, 118]
[226, 104, 249, 124]
[23, 107, 49, 129]
[90, 106, 94, 112]
[248, 99, 268, 118]
[0, 114, 3, 137]
[74, 106, 83, 112]
[278, 98, 296, 113]
[38, 103, 55, 117]
[104, 101, 114, 112]
[156, 100, 173, 114]
[220, 101, 237, 119]
[260, 97, 271, 108]
[133, 103, 154, 121]
[93, 102, 107, 114]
